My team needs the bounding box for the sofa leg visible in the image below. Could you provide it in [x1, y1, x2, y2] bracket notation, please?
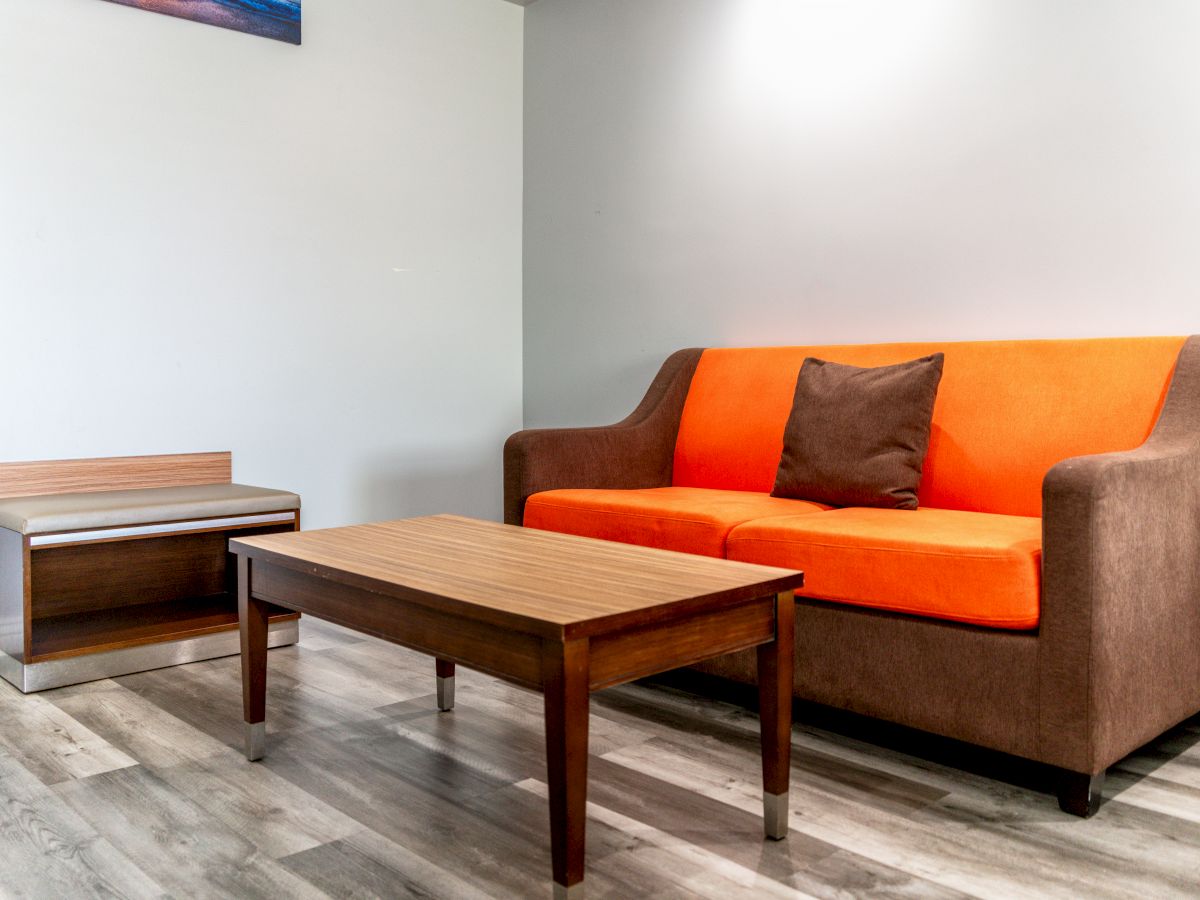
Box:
[1057, 769, 1105, 817]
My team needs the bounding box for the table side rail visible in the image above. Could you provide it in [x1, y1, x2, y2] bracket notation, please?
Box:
[249, 561, 545, 689]
[587, 595, 779, 691]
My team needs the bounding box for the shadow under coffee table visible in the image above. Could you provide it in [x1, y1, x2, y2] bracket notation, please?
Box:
[231, 514, 803, 898]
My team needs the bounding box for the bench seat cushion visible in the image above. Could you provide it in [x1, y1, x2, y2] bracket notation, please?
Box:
[0, 483, 300, 535]
[727, 507, 1042, 629]
[523, 487, 829, 557]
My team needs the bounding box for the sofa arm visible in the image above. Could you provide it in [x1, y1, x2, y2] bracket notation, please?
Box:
[503, 349, 703, 525]
[1039, 335, 1200, 775]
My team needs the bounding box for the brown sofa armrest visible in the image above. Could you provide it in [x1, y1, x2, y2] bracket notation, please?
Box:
[1039, 335, 1200, 774]
[503, 349, 703, 525]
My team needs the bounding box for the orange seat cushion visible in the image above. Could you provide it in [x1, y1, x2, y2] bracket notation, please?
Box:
[727, 507, 1043, 629]
[673, 338, 1183, 516]
[523, 487, 830, 558]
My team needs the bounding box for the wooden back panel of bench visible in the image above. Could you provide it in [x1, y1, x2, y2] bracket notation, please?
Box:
[0, 452, 232, 499]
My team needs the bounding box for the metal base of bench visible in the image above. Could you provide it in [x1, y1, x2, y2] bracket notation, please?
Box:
[0, 619, 298, 693]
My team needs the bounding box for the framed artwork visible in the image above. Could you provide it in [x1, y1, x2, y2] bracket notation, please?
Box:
[103, 0, 301, 45]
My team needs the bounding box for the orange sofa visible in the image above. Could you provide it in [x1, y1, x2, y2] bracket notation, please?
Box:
[505, 336, 1200, 816]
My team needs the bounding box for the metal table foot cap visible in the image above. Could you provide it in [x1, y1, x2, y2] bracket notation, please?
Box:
[245, 722, 266, 761]
[763, 791, 788, 840]
[437, 675, 455, 711]
[552, 881, 583, 900]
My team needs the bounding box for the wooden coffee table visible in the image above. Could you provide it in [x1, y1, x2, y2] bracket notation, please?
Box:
[231, 515, 803, 898]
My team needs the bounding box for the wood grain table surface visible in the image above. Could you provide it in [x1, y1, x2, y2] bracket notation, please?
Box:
[230, 514, 801, 636]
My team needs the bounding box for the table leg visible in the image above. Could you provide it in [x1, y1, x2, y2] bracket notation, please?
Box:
[543, 638, 589, 899]
[238, 555, 268, 762]
[757, 590, 794, 839]
[435, 658, 455, 711]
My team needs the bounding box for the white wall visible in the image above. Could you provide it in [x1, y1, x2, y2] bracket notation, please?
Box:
[523, 0, 1200, 427]
[1, 0, 523, 527]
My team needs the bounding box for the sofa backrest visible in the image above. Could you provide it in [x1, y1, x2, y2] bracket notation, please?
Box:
[672, 337, 1185, 517]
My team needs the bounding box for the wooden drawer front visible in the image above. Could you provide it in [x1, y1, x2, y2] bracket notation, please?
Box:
[588, 596, 777, 691]
[251, 562, 545, 689]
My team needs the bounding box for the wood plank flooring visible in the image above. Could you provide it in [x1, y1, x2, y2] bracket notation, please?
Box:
[0, 617, 1197, 898]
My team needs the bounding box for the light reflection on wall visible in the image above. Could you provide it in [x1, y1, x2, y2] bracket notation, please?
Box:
[723, 0, 972, 136]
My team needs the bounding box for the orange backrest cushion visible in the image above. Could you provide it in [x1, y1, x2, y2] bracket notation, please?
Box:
[672, 338, 1184, 517]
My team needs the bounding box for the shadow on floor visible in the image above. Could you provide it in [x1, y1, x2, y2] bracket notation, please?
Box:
[634, 668, 1200, 806]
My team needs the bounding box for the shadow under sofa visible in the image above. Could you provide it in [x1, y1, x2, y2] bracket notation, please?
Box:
[504, 336, 1200, 817]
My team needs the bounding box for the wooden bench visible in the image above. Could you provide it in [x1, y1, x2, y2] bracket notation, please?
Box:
[0, 452, 300, 692]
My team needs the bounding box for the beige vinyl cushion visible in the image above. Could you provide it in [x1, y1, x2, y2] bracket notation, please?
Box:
[0, 483, 300, 535]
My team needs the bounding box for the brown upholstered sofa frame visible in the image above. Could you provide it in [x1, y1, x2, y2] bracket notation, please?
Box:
[504, 337, 1200, 816]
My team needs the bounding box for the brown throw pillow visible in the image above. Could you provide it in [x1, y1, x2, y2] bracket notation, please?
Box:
[771, 353, 945, 509]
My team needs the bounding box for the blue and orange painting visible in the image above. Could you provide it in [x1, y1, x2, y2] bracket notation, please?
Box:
[103, 0, 301, 45]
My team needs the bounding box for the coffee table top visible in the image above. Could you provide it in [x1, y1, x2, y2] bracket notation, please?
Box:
[230, 514, 803, 639]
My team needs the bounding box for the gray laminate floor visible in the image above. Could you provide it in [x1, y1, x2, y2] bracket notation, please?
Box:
[1, 618, 1198, 898]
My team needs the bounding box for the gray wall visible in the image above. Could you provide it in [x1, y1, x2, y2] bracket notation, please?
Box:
[523, 0, 1200, 427]
[1, 0, 523, 527]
